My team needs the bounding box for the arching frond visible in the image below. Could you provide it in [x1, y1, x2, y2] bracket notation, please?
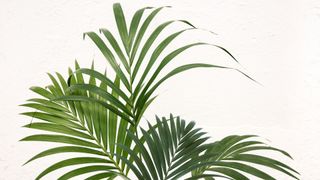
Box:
[21, 62, 128, 179]
[119, 115, 299, 180]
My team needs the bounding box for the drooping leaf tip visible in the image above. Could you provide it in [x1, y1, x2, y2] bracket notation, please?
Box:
[145, 6, 154, 9]
[18, 112, 27, 116]
[82, 32, 87, 40]
[180, 20, 196, 28]
[19, 137, 27, 141]
[234, 69, 261, 85]
[113, 2, 121, 7]
[91, 61, 95, 69]
[46, 72, 52, 76]
[29, 86, 38, 91]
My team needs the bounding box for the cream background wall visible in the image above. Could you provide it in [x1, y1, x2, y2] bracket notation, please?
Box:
[0, 0, 317, 179]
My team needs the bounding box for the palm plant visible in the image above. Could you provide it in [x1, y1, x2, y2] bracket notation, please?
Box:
[21, 3, 299, 180]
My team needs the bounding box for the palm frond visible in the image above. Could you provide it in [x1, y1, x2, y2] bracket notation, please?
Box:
[118, 114, 211, 179]
[21, 62, 127, 179]
[191, 135, 299, 180]
[119, 115, 299, 180]
[80, 3, 249, 125]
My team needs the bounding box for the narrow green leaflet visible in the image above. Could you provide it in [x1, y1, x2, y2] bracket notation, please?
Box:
[21, 134, 100, 148]
[53, 95, 134, 125]
[58, 165, 117, 180]
[128, 6, 153, 52]
[99, 28, 130, 72]
[113, 3, 129, 54]
[35, 157, 112, 179]
[83, 32, 131, 91]
[129, 6, 170, 65]
[70, 68, 131, 103]
[23, 146, 107, 165]
[23, 122, 93, 140]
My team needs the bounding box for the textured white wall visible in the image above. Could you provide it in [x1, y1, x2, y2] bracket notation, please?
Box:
[0, 0, 317, 179]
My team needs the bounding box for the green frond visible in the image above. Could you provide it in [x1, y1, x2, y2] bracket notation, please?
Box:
[192, 135, 299, 180]
[119, 115, 211, 179]
[118, 115, 298, 180]
[21, 62, 129, 179]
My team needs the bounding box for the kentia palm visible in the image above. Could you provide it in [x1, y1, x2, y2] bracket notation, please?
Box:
[21, 3, 299, 180]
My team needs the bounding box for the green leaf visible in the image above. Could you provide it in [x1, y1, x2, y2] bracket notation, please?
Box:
[85, 172, 118, 180]
[23, 123, 93, 140]
[26, 98, 67, 112]
[24, 146, 107, 165]
[207, 167, 249, 180]
[129, 6, 169, 65]
[83, 32, 131, 91]
[70, 68, 131, 103]
[113, 3, 129, 54]
[116, 144, 151, 179]
[30, 86, 55, 99]
[233, 145, 293, 159]
[109, 76, 121, 157]
[58, 165, 117, 180]
[21, 103, 75, 120]
[131, 20, 194, 83]
[99, 28, 130, 72]
[115, 104, 131, 164]
[53, 95, 134, 125]
[47, 73, 64, 96]
[186, 173, 232, 180]
[67, 84, 131, 116]
[21, 112, 84, 130]
[128, 6, 153, 53]
[21, 134, 100, 148]
[36, 157, 112, 179]
[126, 131, 158, 179]
[140, 128, 163, 179]
[226, 154, 299, 178]
[210, 161, 276, 180]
